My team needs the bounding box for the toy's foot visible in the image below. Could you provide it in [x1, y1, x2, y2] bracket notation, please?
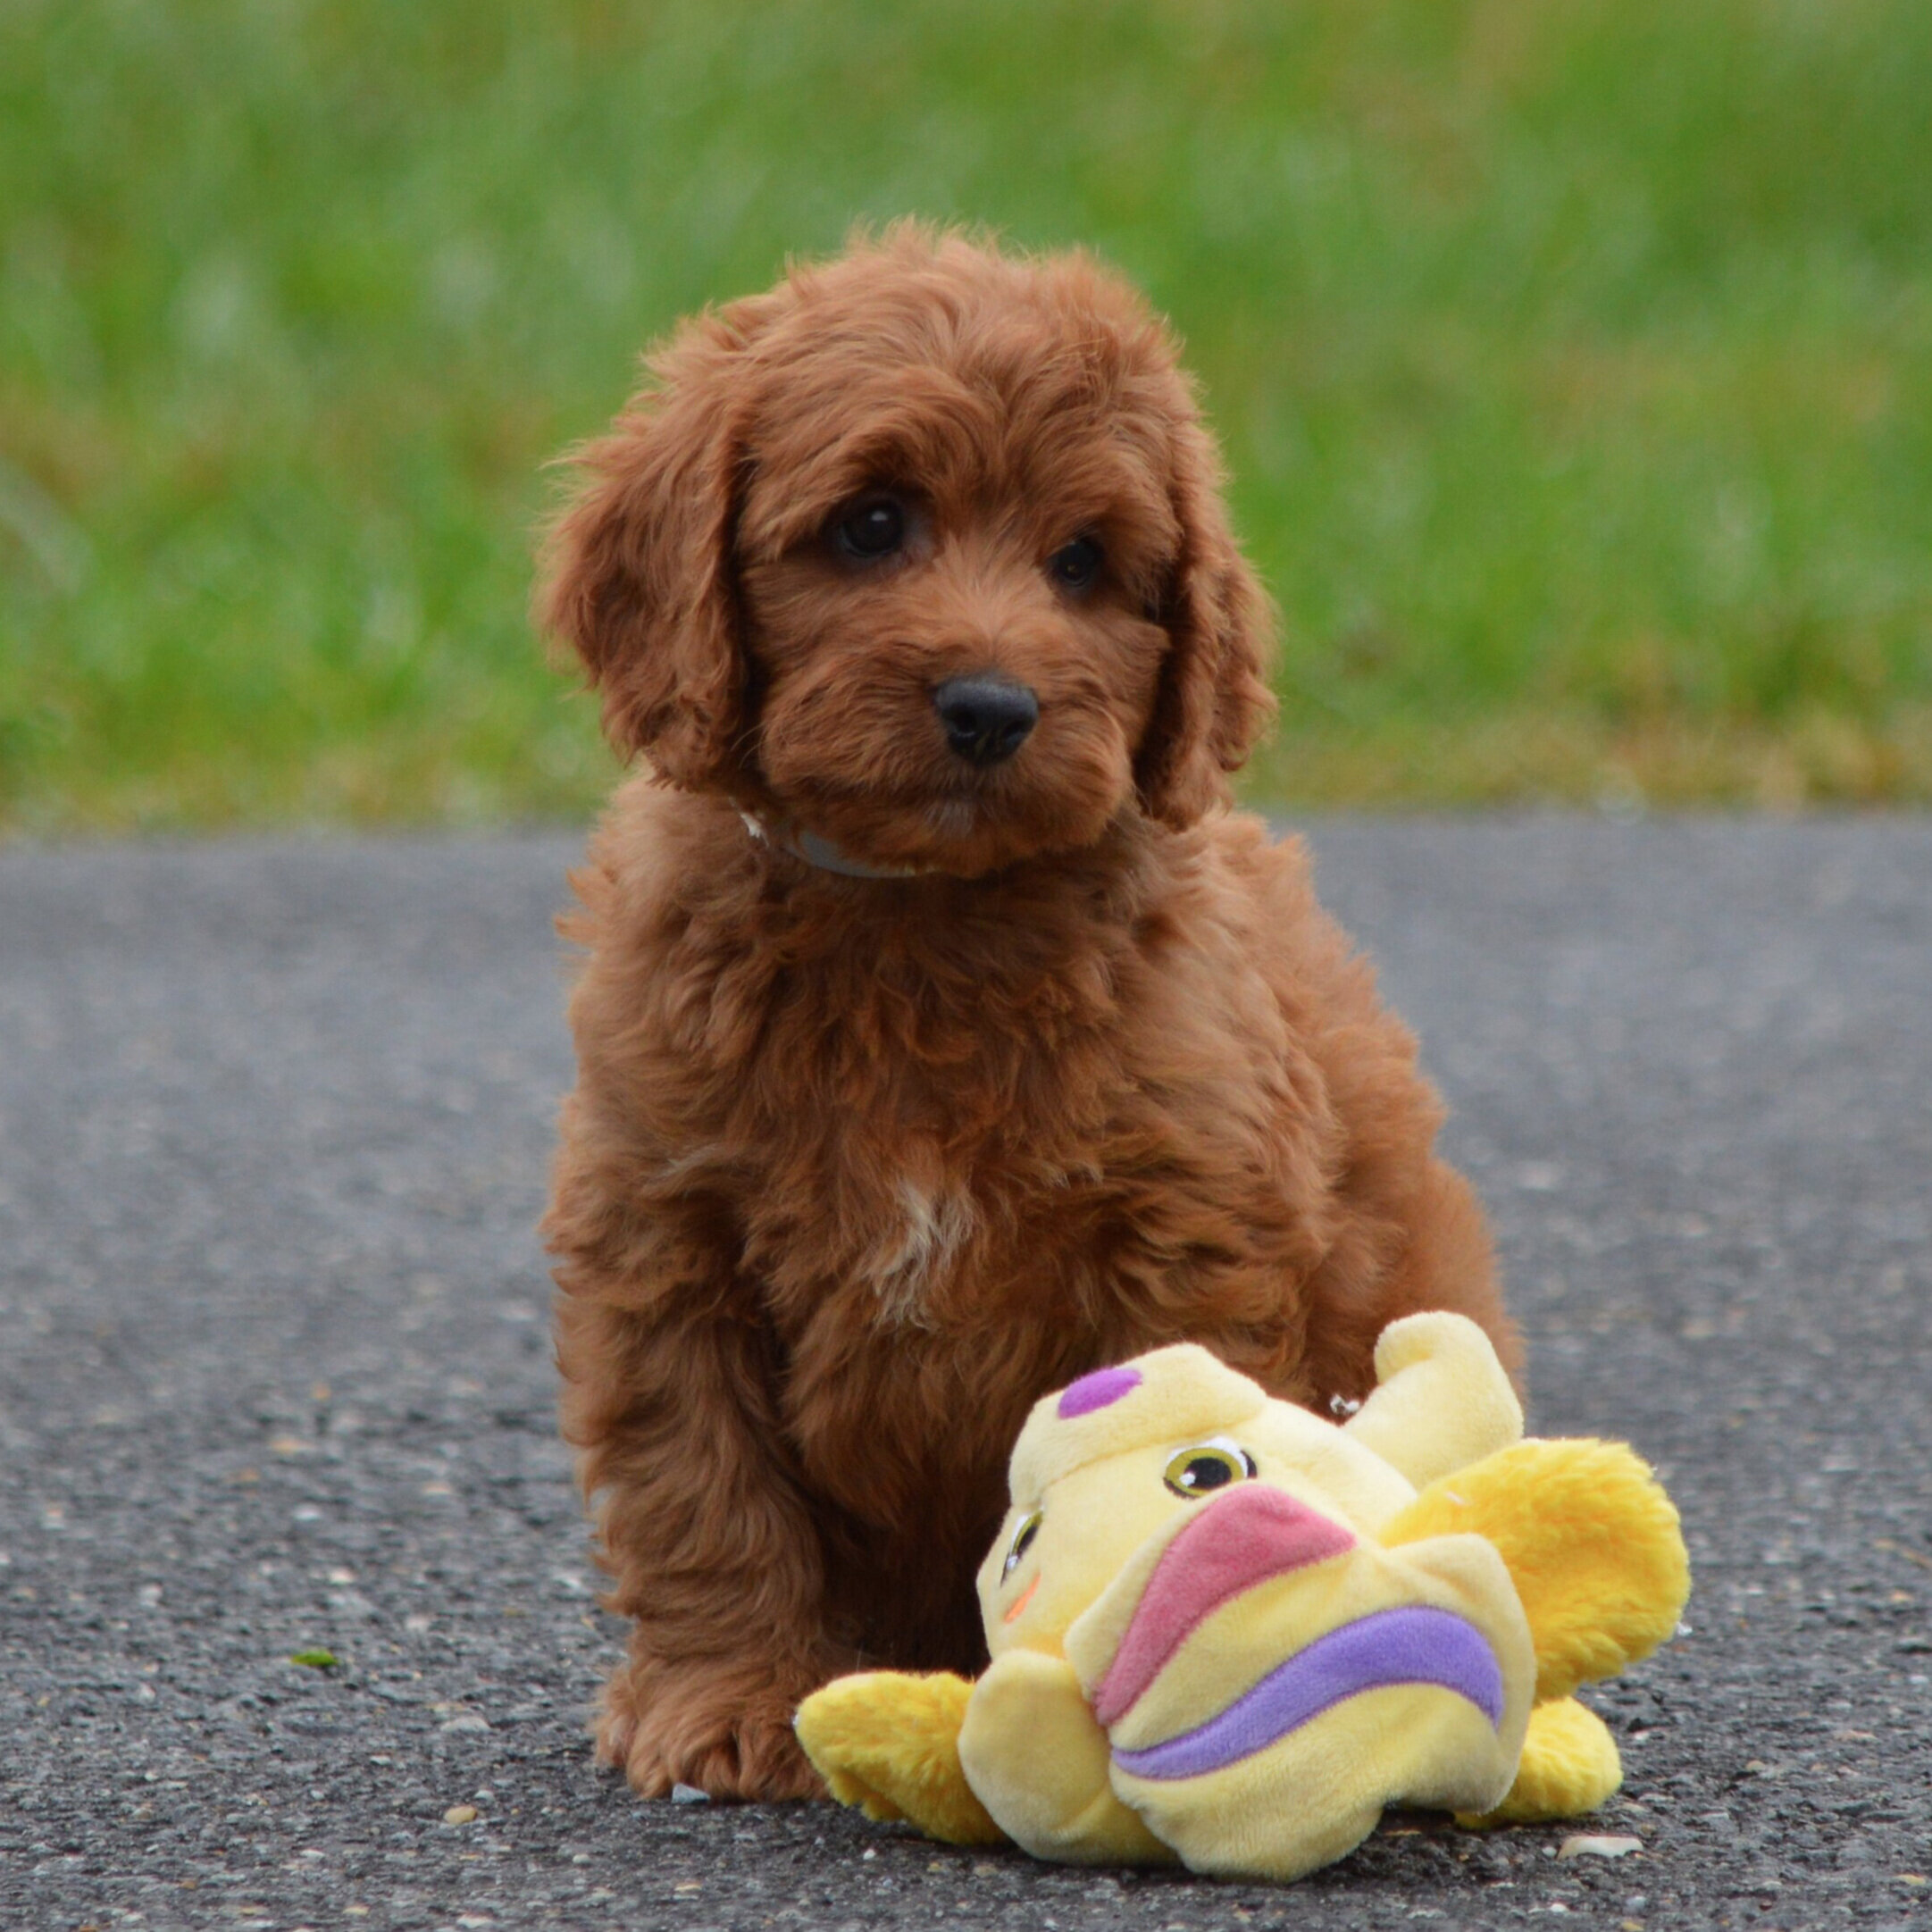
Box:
[961, 1648, 1175, 1865]
[1458, 1697, 1621, 1827]
[796, 1672, 1007, 1846]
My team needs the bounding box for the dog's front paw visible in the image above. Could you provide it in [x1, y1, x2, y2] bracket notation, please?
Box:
[597, 1656, 827, 1802]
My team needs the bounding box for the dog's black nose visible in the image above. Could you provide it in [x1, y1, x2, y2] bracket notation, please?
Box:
[932, 675, 1040, 766]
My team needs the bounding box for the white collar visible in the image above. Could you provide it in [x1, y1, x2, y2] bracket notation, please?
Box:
[740, 811, 939, 880]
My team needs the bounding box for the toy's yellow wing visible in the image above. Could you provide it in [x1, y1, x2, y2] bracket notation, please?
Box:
[795, 1671, 1007, 1846]
[798, 1658, 1171, 1862]
[1384, 1438, 1689, 1704]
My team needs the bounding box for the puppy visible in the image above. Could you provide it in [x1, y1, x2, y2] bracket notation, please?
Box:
[539, 225, 1517, 1802]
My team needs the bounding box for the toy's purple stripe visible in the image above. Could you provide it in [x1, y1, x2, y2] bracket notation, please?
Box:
[1058, 1366, 1142, 1418]
[1109, 1606, 1504, 1782]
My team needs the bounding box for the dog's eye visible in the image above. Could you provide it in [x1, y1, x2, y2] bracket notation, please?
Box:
[1163, 1439, 1258, 1499]
[832, 495, 907, 562]
[1001, 1510, 1042, 1581]
[1048, 535, 1103, 592]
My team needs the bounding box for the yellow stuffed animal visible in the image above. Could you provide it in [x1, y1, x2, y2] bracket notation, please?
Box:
[797, 1313, 1688, 1882]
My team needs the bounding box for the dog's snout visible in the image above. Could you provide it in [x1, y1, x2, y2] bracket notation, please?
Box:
[933, 674, 1040, 766]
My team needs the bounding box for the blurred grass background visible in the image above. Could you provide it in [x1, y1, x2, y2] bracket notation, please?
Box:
[4, 0, 1930, 832]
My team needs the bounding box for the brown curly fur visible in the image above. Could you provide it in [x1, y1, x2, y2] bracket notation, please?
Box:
[538, 225, 1518, 1802]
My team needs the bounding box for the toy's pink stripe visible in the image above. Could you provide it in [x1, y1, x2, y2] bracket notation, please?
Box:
[1092, 1485, 1355, 1727]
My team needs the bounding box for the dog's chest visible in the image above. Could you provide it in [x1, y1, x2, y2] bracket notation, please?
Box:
[719, 939, 1314, 1343]
[850, 1168, 983, 1323]
[715, 930, 1133, 1329]
[735, 1046, 1093, 1332]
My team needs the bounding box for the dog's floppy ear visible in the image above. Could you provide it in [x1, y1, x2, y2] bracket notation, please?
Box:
[539, 302, 770, 794]
[1134, 417, 1277, 828]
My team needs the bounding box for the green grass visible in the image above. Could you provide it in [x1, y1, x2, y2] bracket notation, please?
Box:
[4, 0, 1931, 830]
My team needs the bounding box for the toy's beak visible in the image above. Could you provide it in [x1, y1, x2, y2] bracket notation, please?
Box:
[1093, 1486, 1355, 1726]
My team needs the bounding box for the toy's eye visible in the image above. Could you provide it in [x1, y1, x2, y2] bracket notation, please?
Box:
[1163, 1439, 1258, 1499]
[1001, 1510, 1042, 1581]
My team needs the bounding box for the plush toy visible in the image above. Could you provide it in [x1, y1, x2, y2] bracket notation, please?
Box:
[796, 1313, 1688, 1882]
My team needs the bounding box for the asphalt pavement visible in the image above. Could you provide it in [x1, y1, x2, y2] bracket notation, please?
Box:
[2, 817, 1928, 1931]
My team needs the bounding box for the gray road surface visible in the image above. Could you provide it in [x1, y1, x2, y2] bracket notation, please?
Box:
[2, 819, 1929, 1931]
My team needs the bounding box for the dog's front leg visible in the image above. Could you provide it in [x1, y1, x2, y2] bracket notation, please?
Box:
[557, 1292, 845, 1801]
